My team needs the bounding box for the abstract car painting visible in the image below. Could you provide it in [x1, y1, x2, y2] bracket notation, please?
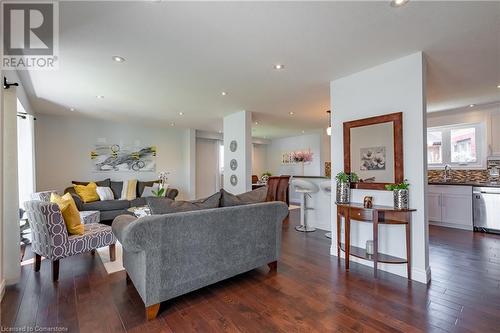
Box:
[91, 144, 156, 172]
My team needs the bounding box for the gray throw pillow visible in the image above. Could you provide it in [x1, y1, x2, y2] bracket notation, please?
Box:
[137, 180, 160, 197]
[146, 192, 221, 215]
[110, 181, 123, 199]
[219, 186, 268, 207]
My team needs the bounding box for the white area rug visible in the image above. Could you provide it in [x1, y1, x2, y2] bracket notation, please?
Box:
[97, 242, 125, 274]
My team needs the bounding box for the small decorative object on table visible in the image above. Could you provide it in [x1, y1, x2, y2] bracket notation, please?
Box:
[335, 172, 358, 204]
[385, 179, 410, 210]
[153, 171, 170, 197]
[128, 206, 151, 218]
[363, 196, 373, 208]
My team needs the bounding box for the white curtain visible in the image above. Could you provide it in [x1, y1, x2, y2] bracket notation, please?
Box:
[17, 99, 35, 208]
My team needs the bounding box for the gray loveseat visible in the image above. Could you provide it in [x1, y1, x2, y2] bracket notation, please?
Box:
[112, 201, 289, 320]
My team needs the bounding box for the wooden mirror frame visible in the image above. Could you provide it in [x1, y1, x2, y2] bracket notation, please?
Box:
[343, 112, 403, 190]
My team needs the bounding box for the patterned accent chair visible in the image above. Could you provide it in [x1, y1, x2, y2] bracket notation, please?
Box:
[24, 200, 117, 281]
[31, 191, 100, 225]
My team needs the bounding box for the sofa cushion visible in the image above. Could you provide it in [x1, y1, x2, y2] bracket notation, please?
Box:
[73, 182, 100, 203]
[72, 178, 111, 187]
[130, 197, 147, 207]
[219, 187, 268, 207]
[50, 193, 84, 235]
[96, 186, 114, 201]
[82, 199, 130, 211]
[146, 192, 221, 215]
[137, 180, 160, 197]
[110, 181, 123, 199]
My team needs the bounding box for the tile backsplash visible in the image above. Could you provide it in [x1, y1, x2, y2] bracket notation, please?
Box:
[428, 169, 489, 183]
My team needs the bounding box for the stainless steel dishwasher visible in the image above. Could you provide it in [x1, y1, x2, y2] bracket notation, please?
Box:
[473, 186, 500, 234]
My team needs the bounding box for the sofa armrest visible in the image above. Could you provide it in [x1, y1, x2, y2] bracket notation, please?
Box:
[165, 188, 178, 200]
[112, 214, 139, 249]
[64, 187, 83, 210]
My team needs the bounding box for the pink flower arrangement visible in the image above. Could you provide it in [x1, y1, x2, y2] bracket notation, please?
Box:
[291, 150, 313, 163]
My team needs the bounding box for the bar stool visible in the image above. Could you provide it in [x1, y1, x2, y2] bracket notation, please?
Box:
[320, 180, 333, 239]
[291, 178, 319, 232]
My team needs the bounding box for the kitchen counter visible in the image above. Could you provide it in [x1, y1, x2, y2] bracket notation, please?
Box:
[289, 176, 331, 231]
[429, 181, 500, 188]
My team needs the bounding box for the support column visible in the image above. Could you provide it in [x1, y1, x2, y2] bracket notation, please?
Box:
[223, 111, 251, 194]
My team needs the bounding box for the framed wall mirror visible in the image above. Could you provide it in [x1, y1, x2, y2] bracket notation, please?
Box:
[343, 112, 403, 190]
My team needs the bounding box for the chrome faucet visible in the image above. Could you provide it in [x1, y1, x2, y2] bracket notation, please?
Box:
[444, 164, 452, 182]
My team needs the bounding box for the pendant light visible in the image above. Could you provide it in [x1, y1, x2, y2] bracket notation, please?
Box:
[326, 110, 332, 136]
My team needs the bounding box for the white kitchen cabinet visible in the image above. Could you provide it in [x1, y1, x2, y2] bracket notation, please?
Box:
[428, 192, 442, 222]
[428, 185, 473, 230]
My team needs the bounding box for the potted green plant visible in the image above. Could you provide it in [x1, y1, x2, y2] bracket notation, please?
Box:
[385, 179, 410, 209]
[335, 172, 359, 204]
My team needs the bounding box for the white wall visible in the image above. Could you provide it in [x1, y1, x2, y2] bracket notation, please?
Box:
[428, 104, 500, 157]
[223, 111, 252, 194]
[252, 143, 268, 178]
[196, 138, 220, 198]
[35, 114, 192, 199]
[266, 132, 324, 177]
[331, 52, 429, 283]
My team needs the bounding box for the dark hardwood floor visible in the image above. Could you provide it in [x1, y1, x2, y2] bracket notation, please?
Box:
[2, 211, 500, 332]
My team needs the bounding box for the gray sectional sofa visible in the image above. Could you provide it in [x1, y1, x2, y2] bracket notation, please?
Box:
[64, 179, 178, 223]
[112, 201, 289, 320]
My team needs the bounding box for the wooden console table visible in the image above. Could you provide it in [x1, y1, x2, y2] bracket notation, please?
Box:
[336, 203, 416, 280]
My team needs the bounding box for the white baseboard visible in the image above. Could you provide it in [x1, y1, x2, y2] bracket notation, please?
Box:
[429, 221, 473, 231]
[329, 244, 430, 284]
[0, 278, 5, 301]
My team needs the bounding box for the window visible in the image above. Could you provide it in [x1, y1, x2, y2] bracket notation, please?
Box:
[17, 99, 36, 208]
[427, 123, 485, 169]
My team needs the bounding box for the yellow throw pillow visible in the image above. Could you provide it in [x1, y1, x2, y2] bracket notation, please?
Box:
[50, 193, 84, 235]
[73, 182, 100, 203]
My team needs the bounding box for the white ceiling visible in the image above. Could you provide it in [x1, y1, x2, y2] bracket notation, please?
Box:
[18, 1, 500, 138]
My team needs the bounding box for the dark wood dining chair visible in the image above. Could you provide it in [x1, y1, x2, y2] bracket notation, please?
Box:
[266, 176, 290, 206]
[252, 175, 259, 183]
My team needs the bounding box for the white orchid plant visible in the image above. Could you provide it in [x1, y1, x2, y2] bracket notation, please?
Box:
[152, 171, 170, 197]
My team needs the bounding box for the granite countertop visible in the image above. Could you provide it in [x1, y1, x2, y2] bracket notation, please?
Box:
[429, 181, 500, 188]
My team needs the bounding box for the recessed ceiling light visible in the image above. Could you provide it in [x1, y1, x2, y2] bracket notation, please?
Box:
[390, 0, 409, 7]
[96, 95, 104, 99]
[274, 64, 285, 70]
[221, 91, 227, 96]
[255, 121, 259, 125]
[112, 56, 126, 63]
[301, 130, 305, 134]
[218, 130, 222, 133]
[170, 122, 175, 126]
[289, 111, 294, 115]
[497, 84, 500, 88]
[178, 112, 184, 116]
[69, 107, 75, 112]
[469, 104, 476, 107]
